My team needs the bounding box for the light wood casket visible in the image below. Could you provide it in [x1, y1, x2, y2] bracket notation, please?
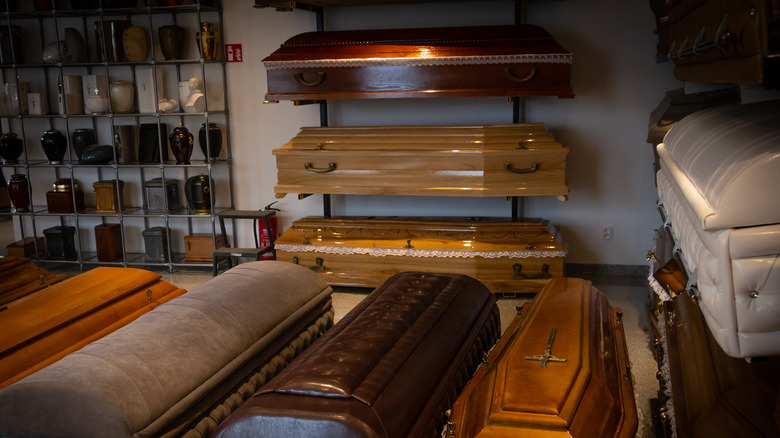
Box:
[274, 124, 569, 199]
[447, 277, 638, 437]
[263, 25, 573, 101]
[274, 216, 566, 294]
[0, 267, 186, 389]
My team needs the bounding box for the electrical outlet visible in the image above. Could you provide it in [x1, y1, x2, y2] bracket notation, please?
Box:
[602, 226, 614, 240]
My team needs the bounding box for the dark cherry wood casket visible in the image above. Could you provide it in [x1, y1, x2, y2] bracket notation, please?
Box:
[263, 25, 573, 101]
[447, 277, 637, 437]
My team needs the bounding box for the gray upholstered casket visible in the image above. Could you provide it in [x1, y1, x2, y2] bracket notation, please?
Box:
[654, 99, 780, 358]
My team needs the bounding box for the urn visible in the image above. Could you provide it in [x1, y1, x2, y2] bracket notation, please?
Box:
[122, 25, 150, 62]
[7, 173, 30, 213]
[0, 132, 23, 164]
[41, 129, 67, 164]
[169, 122, 193, 164]
[198, 122, 222, 161]
[71, 128, 96, 160]
[158, 25, 184, 61]
[85, 88, 109, 114]
[196, 22, 219, 61]
[184, 174, 211, 214]
[109, 80, 134, 113]
[47, 179, 85, 213]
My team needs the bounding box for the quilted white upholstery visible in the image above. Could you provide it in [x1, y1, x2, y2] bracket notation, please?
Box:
[656, 100, 780, 358]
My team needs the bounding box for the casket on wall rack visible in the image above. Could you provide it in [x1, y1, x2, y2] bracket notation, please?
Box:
[262, 24, 573, 101]
[273, 124, 569, 199]
[274, 216, 566, 294]
[654, 99, 780, 359]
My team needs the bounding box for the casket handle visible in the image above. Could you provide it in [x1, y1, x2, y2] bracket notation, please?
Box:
[294, 71, 327, 87]
[504, 162, 539, 174]
[504, 67, 537, 83]
[304, 162, 337, 173]
[292, 256, 325, 271]
[513, 263, 551, 279]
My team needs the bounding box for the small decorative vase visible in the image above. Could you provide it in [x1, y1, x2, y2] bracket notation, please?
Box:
[169, 122, 193, 164]
[41, 129, 67, 164]
[196, 22, 219, 60]
[7, 173, 30, 213]
[85, 88, 109, 114]
[198, 122, 222, 161]
[123, 25, 150, 62]
[0, 132, 23, 164]
[109, 80, 134, 113]
[95, 20, 129, 63]
[158, 25, 184, 60]
[71, 128, 96, 160]
[185, 174, 211, 214]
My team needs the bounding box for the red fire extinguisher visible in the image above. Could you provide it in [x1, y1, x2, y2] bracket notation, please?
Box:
[258, 201, 279, 260]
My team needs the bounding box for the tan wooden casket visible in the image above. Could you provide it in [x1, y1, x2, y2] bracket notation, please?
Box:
[447, 277, 637, 438]
[273, 124, 569, 199]
[0, 267, 186, 389]
[274, 216, 566, 294]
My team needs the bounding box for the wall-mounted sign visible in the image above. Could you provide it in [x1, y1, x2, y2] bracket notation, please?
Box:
[225, 44, 242, 62]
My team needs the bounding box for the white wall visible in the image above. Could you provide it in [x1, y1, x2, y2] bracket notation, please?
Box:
[223, 0, 683, 265]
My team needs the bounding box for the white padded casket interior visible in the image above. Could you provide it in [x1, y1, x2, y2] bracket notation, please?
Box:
[659, 99, 780, 231]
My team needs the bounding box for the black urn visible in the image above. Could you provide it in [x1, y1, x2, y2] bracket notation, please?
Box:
[169, 122, 193, 165]
[184, 174, 211, 214]
[0, 132, 23, 164]
[41, 129, 68, 164]
[71, 128, 96, 161]
[198, 123, 222, 161]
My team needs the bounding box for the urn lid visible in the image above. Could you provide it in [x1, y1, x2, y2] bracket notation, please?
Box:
[52, 178, 81, 192]
[10, 173, 27, 180]
[145, 177, 178, 188]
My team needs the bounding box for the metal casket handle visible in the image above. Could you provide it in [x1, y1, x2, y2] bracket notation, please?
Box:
[504, 67, 537, 83]
[292, 256, 325, 271]
[294, 72, 327, 87]
[305, 162, 337, 173]
[505, 162, 539, 174]
[513, 263, 551, 279]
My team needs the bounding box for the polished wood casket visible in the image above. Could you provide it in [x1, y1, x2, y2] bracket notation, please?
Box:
[274, 124, 569, 199]
[275, 216, 566, 294]
[0, 267, 186, 389]
[263, 25, 573, 101]
[0, 257, 66, 306]
[447, 277, 637, 437]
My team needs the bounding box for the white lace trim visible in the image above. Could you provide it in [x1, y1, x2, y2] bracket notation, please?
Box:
[657, 310, 678, 438]
[264, 54, 574, 70]
[648, 233, 674, 302]
[275, 243, 565, 259]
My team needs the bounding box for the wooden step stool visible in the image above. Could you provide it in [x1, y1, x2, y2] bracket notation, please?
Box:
[212, 210, 276, 276]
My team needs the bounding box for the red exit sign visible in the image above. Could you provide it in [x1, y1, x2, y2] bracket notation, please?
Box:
[225, 44, 242, 62]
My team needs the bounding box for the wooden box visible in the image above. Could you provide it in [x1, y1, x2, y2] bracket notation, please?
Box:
[274, 216, 566, 294]
[6, 237, 45, 259]
[0, 267, 186, 389]
[274, 124, 569, 199]
[94, 223, 123, 262]
[93, 180, 125, 214]
[263, 25, 573, 101]
[447, 277, 638, 437]
[46, 180, 85, 214]
[184, 234, 226, 262]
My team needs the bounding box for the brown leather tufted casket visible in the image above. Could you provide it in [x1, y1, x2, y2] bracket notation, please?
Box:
[214, 271, 501, 438]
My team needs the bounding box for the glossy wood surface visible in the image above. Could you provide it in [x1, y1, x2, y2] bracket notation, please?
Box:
[0, 267, 186, 389]
[275, 216, 565, 293]
[448, 278, 638, 437]
[0, 257, 67, 306]
[274, 124, 568, 198]
[263, 25, 573, 100]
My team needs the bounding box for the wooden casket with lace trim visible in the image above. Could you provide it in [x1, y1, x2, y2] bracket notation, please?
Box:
[275, 216, 566, 294]
[262, 25, 573, 101]
[273, 124, 569, 200]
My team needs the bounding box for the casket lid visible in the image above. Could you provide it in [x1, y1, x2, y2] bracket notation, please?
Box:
[263, 25, 572, 70]
[448, 278, 637, 437]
